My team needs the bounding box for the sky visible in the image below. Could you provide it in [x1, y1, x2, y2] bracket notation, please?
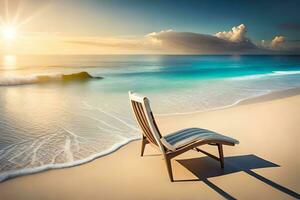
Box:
[0, 0, 299, 55]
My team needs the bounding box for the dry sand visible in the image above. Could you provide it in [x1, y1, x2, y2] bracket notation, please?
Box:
[0, 92, 299, 200]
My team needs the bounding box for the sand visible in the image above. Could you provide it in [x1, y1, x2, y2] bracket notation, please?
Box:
[0, 91, 299, 200]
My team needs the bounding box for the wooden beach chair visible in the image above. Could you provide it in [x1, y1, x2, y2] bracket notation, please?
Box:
[129, 91, 239, 182]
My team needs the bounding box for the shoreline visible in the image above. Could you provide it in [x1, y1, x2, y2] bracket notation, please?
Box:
[0, 90, 299, 199]
[0, 137, 141, 183]
[0, 87, 300, 183]
[157, 87, 300, 116]
[240, 87, 300, 105]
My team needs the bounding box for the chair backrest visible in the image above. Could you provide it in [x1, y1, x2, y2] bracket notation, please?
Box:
[128, 91, 164, 151]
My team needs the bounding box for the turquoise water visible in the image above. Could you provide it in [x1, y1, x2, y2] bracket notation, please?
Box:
[0, 55, 300, 181]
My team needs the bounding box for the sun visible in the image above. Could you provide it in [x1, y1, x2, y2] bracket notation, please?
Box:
[1, 25, 17, 41]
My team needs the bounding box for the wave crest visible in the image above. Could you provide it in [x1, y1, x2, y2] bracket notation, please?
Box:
[230, 70, 300, 80]
[0, 71, 103, 86]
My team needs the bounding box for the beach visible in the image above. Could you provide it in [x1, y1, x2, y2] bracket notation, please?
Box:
[1, 0, 300, 199]
[2, 55, 300, 182]
[0, 90, 299, 200]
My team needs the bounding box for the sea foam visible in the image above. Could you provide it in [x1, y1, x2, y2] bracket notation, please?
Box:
[0, 136, 140, 182]
[230, 70, 300, 80]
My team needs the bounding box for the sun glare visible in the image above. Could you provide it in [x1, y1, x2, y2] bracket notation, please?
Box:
[2, 55, 17, 70]
[1, 25, 17, 41]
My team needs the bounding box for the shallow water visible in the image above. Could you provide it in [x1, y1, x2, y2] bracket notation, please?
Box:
[0, 55, 300, 181]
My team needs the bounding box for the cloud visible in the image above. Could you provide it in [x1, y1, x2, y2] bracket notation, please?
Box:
[215, 24, 247, 42]
[62, 24, 299, 55]
[64, 36, 164, 54]
[65, 39, 141, 49]
[147, 25, 261, 54]
[260, 36, 286, 50]
[270, 36, 285, 49]
[147, 25, 300, 54]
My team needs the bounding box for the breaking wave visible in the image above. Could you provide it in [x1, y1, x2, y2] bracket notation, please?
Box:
[230, 70, 300, 80]
[0, 71, 103, 86]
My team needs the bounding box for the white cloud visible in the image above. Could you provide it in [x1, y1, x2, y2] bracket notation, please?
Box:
[270, 36, 285, 49]
[146, 29, 173, 37]
[215, 24, 247, 42]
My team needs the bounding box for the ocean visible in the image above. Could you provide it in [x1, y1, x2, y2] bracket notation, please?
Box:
[0, 55, 300, 181]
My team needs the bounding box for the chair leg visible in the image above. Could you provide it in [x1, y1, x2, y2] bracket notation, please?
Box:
[217, 144, 224, 169]
[140, 137, 147, 157]
[163, 154, 174, 182]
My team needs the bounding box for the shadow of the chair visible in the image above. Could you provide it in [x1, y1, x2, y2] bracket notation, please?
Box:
[177, 154, 300, 200]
